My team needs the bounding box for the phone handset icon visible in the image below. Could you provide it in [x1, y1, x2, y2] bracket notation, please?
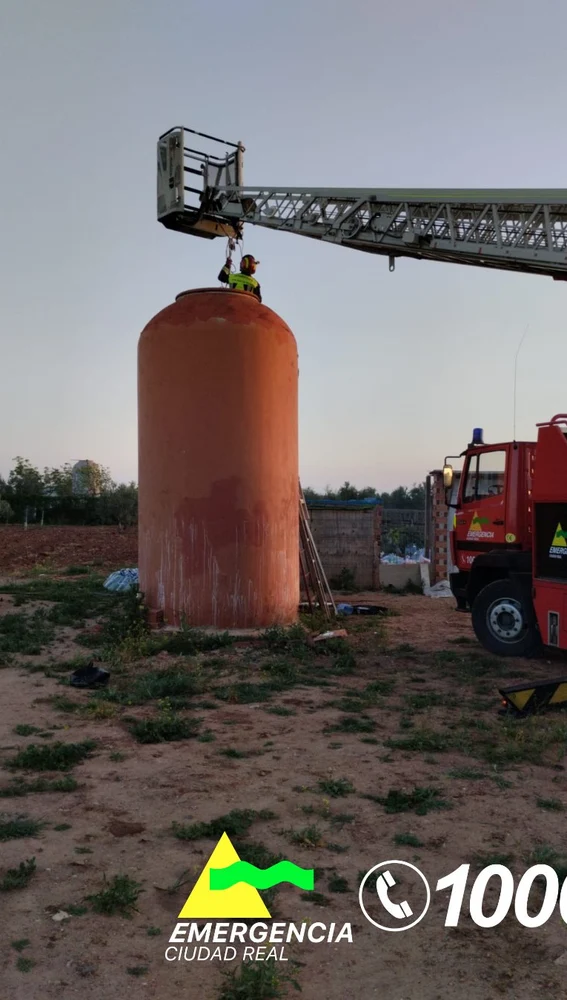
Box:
[376, 869, 413, 920]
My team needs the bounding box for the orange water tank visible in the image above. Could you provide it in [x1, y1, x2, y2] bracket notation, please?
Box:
[138, 288, 299, 629]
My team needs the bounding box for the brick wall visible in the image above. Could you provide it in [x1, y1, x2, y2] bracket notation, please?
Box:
[430, 470, 448, 584]
[307, 505, 382, 590]
[429, 470, 462, 583]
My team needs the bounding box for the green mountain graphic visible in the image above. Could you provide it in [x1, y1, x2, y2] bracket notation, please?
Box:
[471, 515, 490, 527]
[210, 860, 314, 892]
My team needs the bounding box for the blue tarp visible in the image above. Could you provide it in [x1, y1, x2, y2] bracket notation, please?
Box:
[103, 568, 139, 592]
[305, 498, 381, 509]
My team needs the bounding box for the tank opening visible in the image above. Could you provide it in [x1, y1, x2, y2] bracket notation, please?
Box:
[175, 288, 261, 302]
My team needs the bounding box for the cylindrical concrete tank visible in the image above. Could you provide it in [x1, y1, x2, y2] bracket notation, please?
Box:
[71, 460, 102, 496]
[138, 288, 299, 629]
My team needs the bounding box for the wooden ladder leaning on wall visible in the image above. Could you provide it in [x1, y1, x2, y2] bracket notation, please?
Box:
[299, 482, 336, 621]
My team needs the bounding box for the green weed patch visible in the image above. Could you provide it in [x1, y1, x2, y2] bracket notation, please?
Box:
[6, 741, 96, 772]
[173, 809, 276, 842]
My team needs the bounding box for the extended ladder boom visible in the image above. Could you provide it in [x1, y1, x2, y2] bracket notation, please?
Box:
[158, 127, 567, 280]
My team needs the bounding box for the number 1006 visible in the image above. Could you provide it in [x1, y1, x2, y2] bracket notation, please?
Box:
[437, 864, 566, 928]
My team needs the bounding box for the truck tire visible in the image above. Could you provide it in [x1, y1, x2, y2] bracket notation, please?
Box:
[471, 579, 542, 657]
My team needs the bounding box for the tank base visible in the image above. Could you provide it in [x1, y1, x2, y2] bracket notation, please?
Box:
[146, 608, 165, 629]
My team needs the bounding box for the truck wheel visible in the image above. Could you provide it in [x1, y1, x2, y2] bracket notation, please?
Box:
[471, 579, 541, 657]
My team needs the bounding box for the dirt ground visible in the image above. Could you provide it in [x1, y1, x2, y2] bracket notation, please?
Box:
[1, 532, 567, 1000]
[0, 526, 137, 573]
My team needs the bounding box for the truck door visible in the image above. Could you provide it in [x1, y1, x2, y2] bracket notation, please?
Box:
[454, 447, 509, 571]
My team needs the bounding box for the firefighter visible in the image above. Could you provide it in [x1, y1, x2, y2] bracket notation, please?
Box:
[218, 254, 262, 302]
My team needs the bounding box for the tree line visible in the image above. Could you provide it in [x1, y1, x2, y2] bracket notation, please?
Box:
[0, 459, 425, 528]
[303, 481, 425, 509]
[0, 457, 137, 526]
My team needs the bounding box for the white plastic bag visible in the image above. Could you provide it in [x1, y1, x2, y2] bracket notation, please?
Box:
[420, 563, 453, 598]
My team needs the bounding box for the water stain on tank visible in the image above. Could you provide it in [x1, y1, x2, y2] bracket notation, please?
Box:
[138, 288, 299, 629]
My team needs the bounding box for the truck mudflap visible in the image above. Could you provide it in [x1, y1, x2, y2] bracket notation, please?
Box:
[449, 571, 469, 610]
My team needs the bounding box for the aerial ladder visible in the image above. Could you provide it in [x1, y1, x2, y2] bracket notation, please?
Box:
[157, 126, 567, 281]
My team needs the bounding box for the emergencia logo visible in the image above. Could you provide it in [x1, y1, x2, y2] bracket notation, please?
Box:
[549, 523, 567, 559]
[467, 512, 494, 540]
[166, 832, 353, 964]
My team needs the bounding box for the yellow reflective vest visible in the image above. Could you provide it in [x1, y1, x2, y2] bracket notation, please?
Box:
[228, 272, 260, 295]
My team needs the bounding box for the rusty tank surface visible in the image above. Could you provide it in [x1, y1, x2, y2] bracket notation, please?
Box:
[138, 288, 299, 629]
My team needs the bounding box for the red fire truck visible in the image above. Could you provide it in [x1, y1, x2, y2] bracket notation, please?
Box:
[443, 414, 567, 657]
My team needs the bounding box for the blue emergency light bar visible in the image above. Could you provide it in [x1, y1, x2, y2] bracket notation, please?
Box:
[472, 428, 484, 445]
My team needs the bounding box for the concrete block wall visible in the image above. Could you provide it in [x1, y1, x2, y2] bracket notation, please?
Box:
[307, 505, 382, 590]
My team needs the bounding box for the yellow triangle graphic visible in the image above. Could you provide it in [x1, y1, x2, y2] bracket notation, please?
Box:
[552, 523, 567, 547]
[178, 833, 271, 919]
[469, 511, 481, 531]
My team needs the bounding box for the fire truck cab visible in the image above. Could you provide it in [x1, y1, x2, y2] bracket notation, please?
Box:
[443, 415, 567, 656]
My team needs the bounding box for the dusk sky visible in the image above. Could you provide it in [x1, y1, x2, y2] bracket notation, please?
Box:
[1, 0, 566, 491]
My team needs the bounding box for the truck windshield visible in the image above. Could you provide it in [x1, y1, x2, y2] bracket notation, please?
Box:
[463, 449, 507, 503]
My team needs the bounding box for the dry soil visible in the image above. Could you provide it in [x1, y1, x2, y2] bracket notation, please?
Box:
[0, 533, 566, 1000]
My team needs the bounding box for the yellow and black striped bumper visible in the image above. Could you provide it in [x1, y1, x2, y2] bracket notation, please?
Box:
[499, 678, 567, 715]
